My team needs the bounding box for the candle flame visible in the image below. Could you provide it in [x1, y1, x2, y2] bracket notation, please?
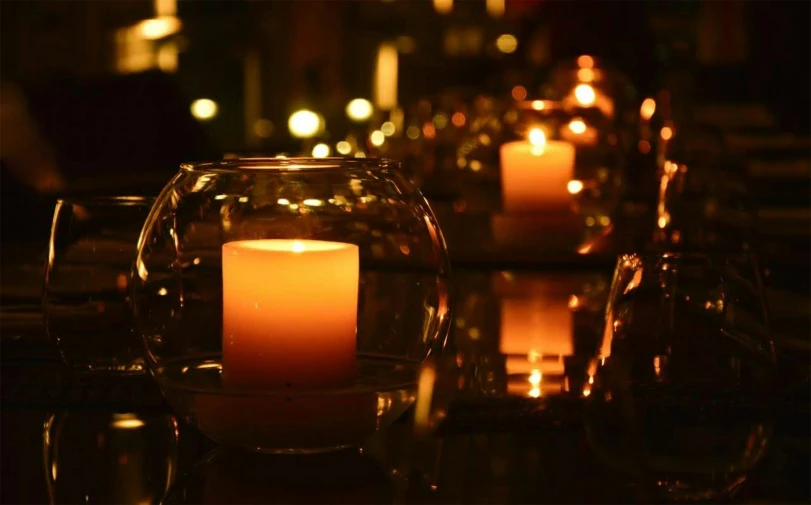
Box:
[528, 128, 546, 154]
[531, 100, 545, 111]
[291, 240, 305, 253]
[574, 84, 596, 106]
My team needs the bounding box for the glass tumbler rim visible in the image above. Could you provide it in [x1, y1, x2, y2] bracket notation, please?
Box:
[55, 195, 154, 207]
[180, 157, 401, 174]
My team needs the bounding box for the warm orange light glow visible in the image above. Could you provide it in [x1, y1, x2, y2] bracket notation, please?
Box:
[288, 110, 320, 138]
[370, 130, 385, 147]
[567, 180, 584, 194]
[568, 295, 580, 309]
[500, 296, 574, 360]
[137, 16, 181, 40]
[153, 0, 176, 16]
[660, 126, 673, 141]
[191, 99, 218, 120]
[640, 98, 656, 120]
[528, 128, 546, 147]
[577, 68, 595, 83]
[157, 42, 178, 72]
[452, 112, 466, 127]
[568, 118, 587, 134]
[511, 85, 527, 101]
[433, 0, 453, 15]
[111, 413, 146, 430]
[422, 123, 436, 139]
[311, 143, 330, 158]
[336, 141, 352, 155]
[577, 55, 594, 69]
[486, 0, 505, 18]
[414, 361, 436, 433]
[346, 98, 373, 121]
[381, 121, 396, 136]
[638, 140, 651, 154]
[657, 215, 669, 228]
[574, 84, 596, 106]
[496, 34, 518, 54]
[531, 100, 545, 111]
[623, 268, 644, 294]
[374, 44, 398, 110]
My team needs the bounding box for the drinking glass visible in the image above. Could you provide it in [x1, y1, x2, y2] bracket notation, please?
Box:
[584, 252, 776, 502]
[44, 196, 154, 373]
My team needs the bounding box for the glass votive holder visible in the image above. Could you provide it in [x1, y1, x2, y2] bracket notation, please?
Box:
[131, 158, 451, 453]
[44, 196, 154, 373]
[431, 98, 625, 263]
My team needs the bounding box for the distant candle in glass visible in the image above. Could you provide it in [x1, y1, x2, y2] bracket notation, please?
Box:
[500, 128, 576, 212]
[221, 239, 359, 390]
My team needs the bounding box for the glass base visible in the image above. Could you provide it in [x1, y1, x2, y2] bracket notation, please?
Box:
[157, 355, 417, 452]
[247, 443, 354, 455]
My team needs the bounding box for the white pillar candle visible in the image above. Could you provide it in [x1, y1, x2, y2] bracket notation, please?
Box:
[222, 239, 359, 390]
[500, 129, 576, 212]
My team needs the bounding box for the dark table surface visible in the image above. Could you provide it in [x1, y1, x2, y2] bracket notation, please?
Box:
[2, 261, 809, 504]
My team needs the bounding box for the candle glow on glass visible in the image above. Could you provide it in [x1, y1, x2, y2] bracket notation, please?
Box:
[221, 239, 359, 390]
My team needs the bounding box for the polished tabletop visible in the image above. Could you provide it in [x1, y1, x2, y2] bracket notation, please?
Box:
[2, 260, 809, 504]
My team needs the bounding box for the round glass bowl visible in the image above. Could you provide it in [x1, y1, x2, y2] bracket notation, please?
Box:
[131, 158, 451, 453]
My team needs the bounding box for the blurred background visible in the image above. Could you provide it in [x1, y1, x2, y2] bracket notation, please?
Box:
[0, 0, 808, 241]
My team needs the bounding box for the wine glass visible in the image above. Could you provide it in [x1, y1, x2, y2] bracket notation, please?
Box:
[584, 252, 776, 502]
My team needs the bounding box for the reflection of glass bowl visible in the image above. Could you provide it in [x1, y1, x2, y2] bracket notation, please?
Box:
[411, 271, 611, 438]
[132, 158, 451, 453]
[164, 447, 399, 504]
[44, 411, 179, 504]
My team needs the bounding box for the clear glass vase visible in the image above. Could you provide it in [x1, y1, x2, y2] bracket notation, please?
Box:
[131, 158, 451, 453]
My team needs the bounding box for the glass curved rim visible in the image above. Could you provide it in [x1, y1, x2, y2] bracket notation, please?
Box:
[181, 157, 401, 173]
[619, 251, 757, 261]
[56, 195, 154, 206]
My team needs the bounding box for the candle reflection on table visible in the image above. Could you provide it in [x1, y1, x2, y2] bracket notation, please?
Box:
[497, 274, 575, 399]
